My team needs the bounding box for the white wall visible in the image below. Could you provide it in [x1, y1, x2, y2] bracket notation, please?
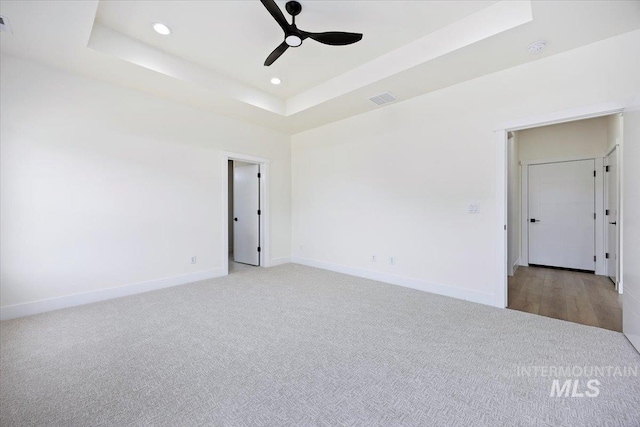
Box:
[3, 31, 639, 318]
[622, 109, 640, 352]
[507, 132, 520, 275]
[291, 30, 640, 306]
[517, 116, 610, 162]
[0, 56, 291, 317]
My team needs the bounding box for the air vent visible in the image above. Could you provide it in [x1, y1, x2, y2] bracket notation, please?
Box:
[0, 15, 12, 35]
[368, 92, 397, 106]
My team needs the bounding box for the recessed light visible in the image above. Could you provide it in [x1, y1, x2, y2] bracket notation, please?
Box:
[527, 41, 546, 54]
[270, 77, 282, 85]
[153, 22, 171, 36]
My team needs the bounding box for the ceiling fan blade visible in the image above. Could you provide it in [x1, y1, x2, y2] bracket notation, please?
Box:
[305, 31, 363, 46]
[264, 41, 289, 66]
[260, 0, 290, 32]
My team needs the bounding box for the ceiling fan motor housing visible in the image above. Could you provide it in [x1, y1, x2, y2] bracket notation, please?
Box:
[285, 1, 302, 17]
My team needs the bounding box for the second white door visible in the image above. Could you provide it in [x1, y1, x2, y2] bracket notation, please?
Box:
[528, 159, 595, 271]
[605, 148, 619, 284]
[233, 163, 260, 266]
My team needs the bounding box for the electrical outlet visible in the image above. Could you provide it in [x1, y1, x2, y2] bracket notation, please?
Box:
[190, 256, 197, 264]
[372, 255, 376, 263]
[389, 257, 395, 265]
[468, 203, 480, 214]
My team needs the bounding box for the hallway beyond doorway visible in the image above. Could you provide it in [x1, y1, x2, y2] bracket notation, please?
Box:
[508, 266, 622, 331]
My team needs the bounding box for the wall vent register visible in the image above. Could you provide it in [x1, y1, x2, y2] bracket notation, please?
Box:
[368, 92, 397, 106]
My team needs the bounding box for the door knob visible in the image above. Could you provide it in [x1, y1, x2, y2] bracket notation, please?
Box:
[530, 218, 541, 223]
[234, 218, 238, 222]
[609, 221, 617, 225]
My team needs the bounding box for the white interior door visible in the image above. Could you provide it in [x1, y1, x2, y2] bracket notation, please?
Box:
[605, 148, 619, 285]
[528, 159, 595, 271]
[233, 163, 260, 266]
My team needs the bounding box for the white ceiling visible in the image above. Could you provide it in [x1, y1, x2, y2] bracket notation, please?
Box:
[95, 0, 496, 98]
[1, 1, 639, 134]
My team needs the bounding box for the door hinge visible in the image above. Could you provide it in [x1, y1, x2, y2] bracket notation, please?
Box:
[593, 170, 596, 177]
[257, 247, 261, 252]
[606, 209, 609, 215]
[594, 213, 596, 220]
[606, 253, 610, 259]
[606, 165, 610, 172]
[594, 255, 596, 262]
[257, 209, 261, 215]
[257, 173, 261, 178]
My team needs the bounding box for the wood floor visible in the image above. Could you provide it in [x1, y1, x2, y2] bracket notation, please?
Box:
[508, 266, 622, 332]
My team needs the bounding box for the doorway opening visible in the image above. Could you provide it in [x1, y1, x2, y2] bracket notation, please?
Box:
[228, 160, 260, 273]
[503, 113, 623, 331]
[221, 152, 271, 275]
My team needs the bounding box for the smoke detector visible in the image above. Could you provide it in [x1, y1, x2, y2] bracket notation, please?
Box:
[527, 41, 546, 54]
[368, 92, 397, 106]
[0, 15, 12, 35]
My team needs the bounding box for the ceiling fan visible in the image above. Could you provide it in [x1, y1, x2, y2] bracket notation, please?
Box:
[260, 0, 363, 66]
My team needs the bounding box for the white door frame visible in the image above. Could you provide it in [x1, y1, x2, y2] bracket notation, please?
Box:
[605, 144, 622, 293]
[520, 156, 605, 274]
[494, 102, 624, 308]
[221, 151, 271, 275]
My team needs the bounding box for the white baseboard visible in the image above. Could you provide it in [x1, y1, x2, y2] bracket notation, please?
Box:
[291, 257, 495, 307]
[0, 268, 225, 321]
[268, 256, 291, 267]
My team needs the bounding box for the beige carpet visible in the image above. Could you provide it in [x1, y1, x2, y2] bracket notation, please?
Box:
[1, 264, 639, 426]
